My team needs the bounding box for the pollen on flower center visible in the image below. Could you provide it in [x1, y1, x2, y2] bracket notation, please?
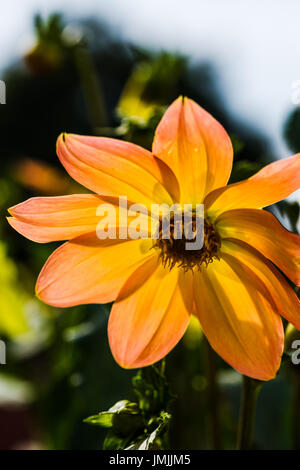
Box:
[153, 211, 221, 271]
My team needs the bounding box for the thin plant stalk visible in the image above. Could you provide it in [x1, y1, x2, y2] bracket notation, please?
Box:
[203, 337, 222, 450]
[236, 375, 262, 450]
[292, 371, 300, 449]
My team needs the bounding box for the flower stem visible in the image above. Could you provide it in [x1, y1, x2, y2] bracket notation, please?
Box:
[236, 375, 262, 450]
[203, 337, 222, 449]
[292, 371, 300, 449]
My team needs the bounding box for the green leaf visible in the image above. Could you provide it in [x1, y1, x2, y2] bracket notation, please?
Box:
[103, 430, 132, 450]
[84, 400, 144, 434]
[125, 411, 171, 450]
[84, 400, 132, 428]
[84, 412, 114, 428]
[111, 401, 144, 437]
[84, 362, 174, 450]
[132, 361, 174, 415]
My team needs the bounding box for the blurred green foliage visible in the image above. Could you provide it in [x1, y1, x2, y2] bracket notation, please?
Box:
[0, 242, 29, 337]
[85, 362, 173, 450]
[284, 107, 300, 154]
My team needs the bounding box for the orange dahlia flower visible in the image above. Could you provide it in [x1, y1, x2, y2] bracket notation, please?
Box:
[7, 97, 300, 381]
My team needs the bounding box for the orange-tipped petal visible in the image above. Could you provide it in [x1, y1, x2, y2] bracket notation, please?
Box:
[216, 208, 300, 285]
[57, 133, 179, 208]
[205, 153, 300, 218]
[8, 194, 152, 243]
[36, 234, 154, 307]
[152, 97, 233, 204]
[108, 261, 193, 368]
[194, 256, 284, 381]
[7, 194, 104, 242]
[221, 239, 300, 330]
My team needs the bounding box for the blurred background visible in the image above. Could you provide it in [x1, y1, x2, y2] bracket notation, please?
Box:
[0, 0, 300, 450]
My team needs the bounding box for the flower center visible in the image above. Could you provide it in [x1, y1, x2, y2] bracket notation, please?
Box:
[154, 212, 221, 271]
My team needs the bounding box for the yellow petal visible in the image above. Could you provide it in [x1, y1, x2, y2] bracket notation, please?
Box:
[194, 256, 284, 381]
[205, 153, 300, 218]
[8, 194, 103, 242]
[221, 239, 300, 330]
[108, 262, 193, 368]
[152, 97, 233, 204]
[216, 208, 300, 285]
[8, 194, 152, 243]
[36, 235, 154, 307]
[57, 133, 178, 208]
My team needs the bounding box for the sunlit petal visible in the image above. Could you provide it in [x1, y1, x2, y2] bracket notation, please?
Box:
[205, 153, 300, 218]
[152, 97, 233, 203]
[194, 256, 284, 381]
[36, 234, 154, 307]
[8, 194, 152, 243]
[57, 133, 179, 208]
[221, 239, 300, 330]
[108, 262, 193, 368]
[216, 208, 300, 285]
[8, 194, 103, 242]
